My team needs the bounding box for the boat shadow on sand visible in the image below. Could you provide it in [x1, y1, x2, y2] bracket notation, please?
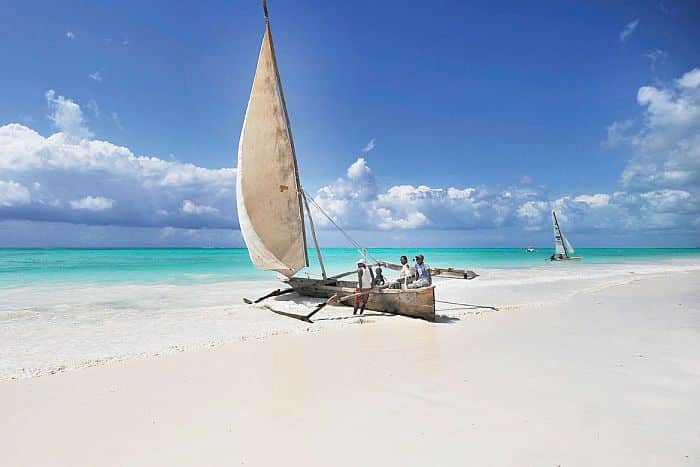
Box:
[257, 292, 498, 324]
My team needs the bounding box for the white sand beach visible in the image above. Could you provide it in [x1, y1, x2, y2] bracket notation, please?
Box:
[2, 267, 699, 466]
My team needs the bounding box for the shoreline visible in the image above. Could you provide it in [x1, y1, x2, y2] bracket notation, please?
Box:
[2, 269, 698, 465]
[2, 260, 700, 380]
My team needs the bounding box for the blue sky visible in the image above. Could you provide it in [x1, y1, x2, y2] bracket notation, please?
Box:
[1, 0, 699, 247]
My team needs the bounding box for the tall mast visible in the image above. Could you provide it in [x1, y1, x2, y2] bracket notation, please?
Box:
[263, 0, 327, 278]
[303, 192, 327, 279]
[263, 0, 308, 267]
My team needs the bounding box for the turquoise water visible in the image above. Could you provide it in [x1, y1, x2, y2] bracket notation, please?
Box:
[1, 248, 699, 289]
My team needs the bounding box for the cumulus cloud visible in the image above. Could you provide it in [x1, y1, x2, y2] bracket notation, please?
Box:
[609, 68, 700, 192]
[0, 92, 236, 230]
[0, 181, 31, 207]
[70, 196, 114, 211]
[309, 67, 700, 238]
[181, 200, 219, 215]
[600, 67, 700, 231]
[313, 158, 546, 232]
[66, 31, 75, 40]
[3, 70, 700, 245]
[45, 90, 92, 140]
[347, 157, 371, 180]
[362, 138, 375, 153]
[574, 194, 610, 208]
[619, 19, 639, 43]
[677, 68, 700, 89]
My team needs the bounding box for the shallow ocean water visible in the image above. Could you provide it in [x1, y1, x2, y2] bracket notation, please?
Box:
[2, 247, 699, 288]
[1, 248, 699, 380]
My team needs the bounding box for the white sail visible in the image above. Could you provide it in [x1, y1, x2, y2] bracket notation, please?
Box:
[236, 23, 307, 277]
[563, 236, 575, 255]
[552, 211, 566, 256]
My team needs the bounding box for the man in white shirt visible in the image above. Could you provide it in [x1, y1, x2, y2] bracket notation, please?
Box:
[380, 255, 413, 289]
[354, 259, 374, 315]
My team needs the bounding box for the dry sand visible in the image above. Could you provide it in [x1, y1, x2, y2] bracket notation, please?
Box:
[2, 270, 699, 466]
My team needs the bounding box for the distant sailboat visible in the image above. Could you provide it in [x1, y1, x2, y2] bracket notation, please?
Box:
[236, 1, 477, 322]
[550, 211, 581, 261]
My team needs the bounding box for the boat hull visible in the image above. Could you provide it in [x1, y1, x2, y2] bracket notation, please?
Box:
[287, 277, 436, 321]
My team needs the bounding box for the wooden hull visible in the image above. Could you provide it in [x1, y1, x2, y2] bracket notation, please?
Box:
[287, 277, 436, 321]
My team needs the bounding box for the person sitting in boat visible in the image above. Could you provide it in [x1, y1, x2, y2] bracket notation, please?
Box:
[354, 259, 374, 315]
[380, 255, 413, 289]
[550, 254, 556, 261]
[373, 266, 386, 287]
[409, 254, 432, 288]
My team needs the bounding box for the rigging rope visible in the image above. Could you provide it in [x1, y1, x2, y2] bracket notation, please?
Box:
[302, 190, 381, 265]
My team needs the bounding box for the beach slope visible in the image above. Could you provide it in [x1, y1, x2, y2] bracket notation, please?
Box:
[2, 271, 699, 466]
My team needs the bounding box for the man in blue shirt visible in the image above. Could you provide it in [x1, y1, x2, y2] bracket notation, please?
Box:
[410, 254, 431, 288]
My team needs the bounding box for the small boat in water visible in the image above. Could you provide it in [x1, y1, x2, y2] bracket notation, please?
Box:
[235, 2, 476, 322]
[550, 211, 581, 261]
[526, 247, 536, 253]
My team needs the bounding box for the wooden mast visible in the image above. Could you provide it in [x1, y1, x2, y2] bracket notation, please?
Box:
[263, 0, 308, 267]
[263, 0, 327, 279]
[303, 192, 327, 279]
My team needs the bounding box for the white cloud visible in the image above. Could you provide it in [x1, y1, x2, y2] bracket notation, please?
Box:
[66, 31, 75, 40]
[600, 67, 700, 231]
[0, 91, 236, 229]
[605, 119, 635, 146]
[362, 138, 375, 153]
[45, 89, 92, 140]
[609, 68, 700, 193]
[517, 200, 549, 229]
[181, 200, 219, 215]
[70, 196, 114, 211]
[89, 71, 102, 82]
[677, 68, 700, 89]
[574, 194, 611, 208]
[0, 181, 31, 207]
[3, 73, 699, 243]
[619, 19, 639, 43]
[313, 158, 540, 232]
[347, 157, 371, 180]
[638, 189, 695, 213]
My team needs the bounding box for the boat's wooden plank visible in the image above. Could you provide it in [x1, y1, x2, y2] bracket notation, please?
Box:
[286, 277, 435, 321]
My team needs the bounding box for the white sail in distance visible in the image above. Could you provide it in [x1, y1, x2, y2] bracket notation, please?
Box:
[563, 236, 575, 255]
[552, 211, 567, 257]
[236, 21, 308, 277]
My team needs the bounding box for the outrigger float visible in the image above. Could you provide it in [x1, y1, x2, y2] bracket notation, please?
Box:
[236, 2, 477, 322]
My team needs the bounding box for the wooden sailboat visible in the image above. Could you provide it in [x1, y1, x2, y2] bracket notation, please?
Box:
[550, 211, 581, 261]
[236, 2, 475, 321]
